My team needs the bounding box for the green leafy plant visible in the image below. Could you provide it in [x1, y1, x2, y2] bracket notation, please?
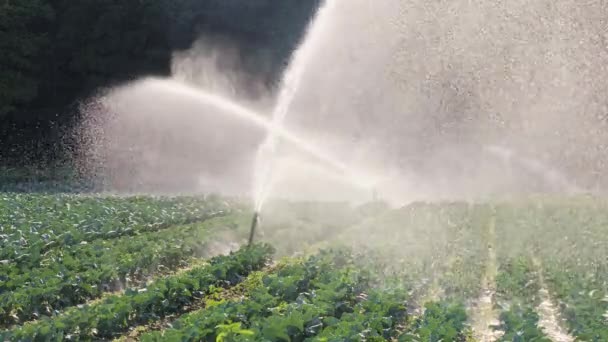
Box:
[399, 301, 469, 342]
[1, 244, 273, 341]
[216, 322, 255, 341]
[497, 307, 551, 342]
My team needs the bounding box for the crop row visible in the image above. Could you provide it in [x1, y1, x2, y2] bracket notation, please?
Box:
[0, 194, 230, 267]
[0, 244, 273, 341]
[540, 204, 608, 341]
[437, 206, 488, 303]
[0, 214, 246, 327]
[543, 260, 608, 341]
[140, 241, 482, 342]
[138, 248, 408, 341]
[432, 206, 489, 341]
[177, 200, 496, 341]
[531, 204, 608, 340]
[336, 203, 489, 297]
[493, 257, 549, 341]
[398, 301, 469, 341]
[495, 201, 608, 341]
[342, 202, 488, 338]
[145, 200, 608, 342]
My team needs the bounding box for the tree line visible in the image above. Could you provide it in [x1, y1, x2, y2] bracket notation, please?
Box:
[0, 0, 320, 166]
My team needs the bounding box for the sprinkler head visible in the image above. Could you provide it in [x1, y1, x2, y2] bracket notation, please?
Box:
[248, 211, 260, 246]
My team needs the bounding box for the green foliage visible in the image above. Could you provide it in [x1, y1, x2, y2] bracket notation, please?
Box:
[495, 258, 540, 302]
[495, 202, 608, 341]
[0, 167, 90, 193]
[248, 265, 369, 341]
[140, 249, 383, 342]
[0, 0, 53, 116]
[0, 214, 242, 326]
[399, 301, 469, 342]
[543, 262, 608, 341]
[313, 290, 409, 341]
[492, 257, 549, 341]
[1, 244, 274, 341]
[0, 194, 229, 267]
[496, 306, 551, 342]
[216, 322, 255, 341]
[2, 196, 608, 340]
[0, 194, 232, 326]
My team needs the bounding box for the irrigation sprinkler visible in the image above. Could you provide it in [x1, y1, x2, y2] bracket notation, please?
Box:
[247, 211, 260, 246]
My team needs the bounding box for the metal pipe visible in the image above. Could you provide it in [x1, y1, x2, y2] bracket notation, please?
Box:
[248, 211, 260, 246]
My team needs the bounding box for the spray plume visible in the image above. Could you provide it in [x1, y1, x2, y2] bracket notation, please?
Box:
[77, 0, 608, 204]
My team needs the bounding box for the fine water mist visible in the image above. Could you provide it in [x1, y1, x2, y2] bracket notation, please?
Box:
[261, 0, 608, 202]
[77, 39, 272, 194]
[253, 0, 340, 211]
[78, 0, 608, 204]
[78, 77, 372, 197]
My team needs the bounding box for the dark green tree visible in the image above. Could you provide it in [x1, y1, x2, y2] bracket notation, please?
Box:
[0, 0, 321, 166]
[0, 0, 53, 117]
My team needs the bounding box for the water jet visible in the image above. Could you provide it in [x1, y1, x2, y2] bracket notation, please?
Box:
[253, 0, 339, 212]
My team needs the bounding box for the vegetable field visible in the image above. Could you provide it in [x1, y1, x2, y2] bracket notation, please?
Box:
[1, 194, 607, 341]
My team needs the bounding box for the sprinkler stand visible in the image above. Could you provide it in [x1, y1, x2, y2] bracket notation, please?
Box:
[248, 211, 260, 246]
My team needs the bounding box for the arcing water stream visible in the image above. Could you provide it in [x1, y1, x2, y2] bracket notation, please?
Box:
[253, 0, 339, 211]
[251, 0, 600, 209]
[80, 0, 605, 202]
[248, 0, 605, 203]
[142, 78, 374, 196]
[483, 145, 582, 194]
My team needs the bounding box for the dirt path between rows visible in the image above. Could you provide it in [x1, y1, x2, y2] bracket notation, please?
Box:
[532, 258, 575, 342]
[471, 215, 503, 342]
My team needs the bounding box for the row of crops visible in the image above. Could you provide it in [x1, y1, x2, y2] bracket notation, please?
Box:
[1, 194, 607, 340]
[3, 243, 469, 341]
[494, 200, 608, 341]
[0, 194, 230, 265]
[0, 194, 237, 327]
[2, 244, 274, 340]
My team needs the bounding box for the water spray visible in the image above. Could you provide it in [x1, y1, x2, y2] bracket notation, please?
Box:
[247, 211, 260, 246]
[483, 145, 582, 193]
